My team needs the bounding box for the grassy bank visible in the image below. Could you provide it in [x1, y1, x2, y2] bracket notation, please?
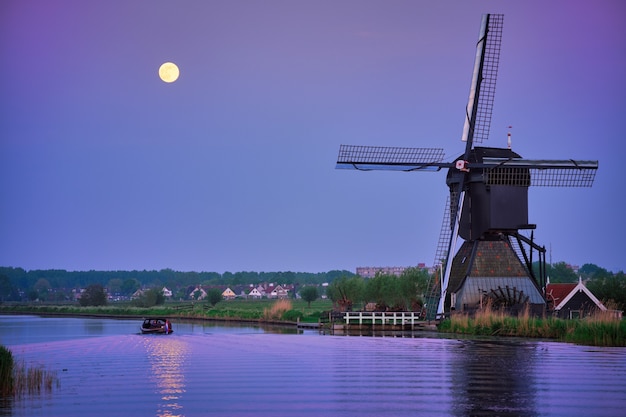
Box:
[438, 307, 626, 347]
[0, 298, 334, 324]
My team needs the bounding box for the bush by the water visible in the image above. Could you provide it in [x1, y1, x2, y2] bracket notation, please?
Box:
[281, 309, 304, 322]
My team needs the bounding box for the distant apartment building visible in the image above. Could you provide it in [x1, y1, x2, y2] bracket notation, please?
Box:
[356, 264, 428, 278]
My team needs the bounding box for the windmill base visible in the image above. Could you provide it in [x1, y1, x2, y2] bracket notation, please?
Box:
[447, 239, 546, 314]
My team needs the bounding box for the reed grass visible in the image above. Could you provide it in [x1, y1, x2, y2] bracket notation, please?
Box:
[13, 361, 59, 395]
[0, 345, 14, 396]
[263, 299, 293, 321]
[0, 345, 59, 397]
[439, 302, 625, 347]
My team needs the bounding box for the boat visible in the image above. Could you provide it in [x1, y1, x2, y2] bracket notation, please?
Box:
[140, 318, 173, 334]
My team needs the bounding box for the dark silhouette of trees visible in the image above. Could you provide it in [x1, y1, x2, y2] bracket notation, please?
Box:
[0, 275, 20, 302]
[79, 284, 107, 306]
[120, 279, 140, 296]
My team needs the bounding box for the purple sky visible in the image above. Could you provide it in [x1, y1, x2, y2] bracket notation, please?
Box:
[1, 1, 625, 274]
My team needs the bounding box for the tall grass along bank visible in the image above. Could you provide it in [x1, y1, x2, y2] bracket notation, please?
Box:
[439, 306, 625, 347]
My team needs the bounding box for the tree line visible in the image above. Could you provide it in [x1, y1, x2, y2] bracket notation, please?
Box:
[326, 267, 430, 311]
[0, 267, 354, 302]
[1, 262, 625, 310]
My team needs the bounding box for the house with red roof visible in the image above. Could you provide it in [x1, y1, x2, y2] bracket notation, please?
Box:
[268, 285, 289, 299]
[545, 277, 607, 319]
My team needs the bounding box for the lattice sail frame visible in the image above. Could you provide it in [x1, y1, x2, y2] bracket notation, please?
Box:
[337, 144, 445, 171]
[482, 159, 598, 187]
[472, 14, 503, 144]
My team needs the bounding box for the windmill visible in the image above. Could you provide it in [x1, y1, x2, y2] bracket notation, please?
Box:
[335, 14, 598, 320]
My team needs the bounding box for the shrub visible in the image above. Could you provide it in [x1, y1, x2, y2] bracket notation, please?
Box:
[132, 288, 165, 307]
[281, 309, 304, 322]
[207, 289, 223, 306]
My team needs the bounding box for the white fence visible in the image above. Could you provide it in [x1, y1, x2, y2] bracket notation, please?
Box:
[343, 311, 421, 326]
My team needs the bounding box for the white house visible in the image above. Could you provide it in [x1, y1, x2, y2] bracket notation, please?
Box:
[248, 287, 263, 299]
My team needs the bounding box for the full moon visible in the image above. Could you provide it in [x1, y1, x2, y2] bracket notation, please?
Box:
[158, 62, 180, 83]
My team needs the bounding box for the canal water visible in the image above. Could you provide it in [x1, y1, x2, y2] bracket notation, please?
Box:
[1, 315, 625, 417]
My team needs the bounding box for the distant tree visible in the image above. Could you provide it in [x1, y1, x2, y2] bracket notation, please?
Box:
[0, 275, 20, 302]
[546, 262, 578, 283]
[33, 278, 51, 301]
[207, 289, 223, 306]
[120, 278, 140, 296]
[79, 284, 107, 307]
[27, 289, 38, 302]
[107, 278, 123, 295]
[579, 263, 611, 280]
[586, 272, 626, 310]
[364, 273, 397, 309]
[133, 288, 165, 307]
[327, 276, 364, 311]
[300, 286, 319, 307]
[33, 278, 51, 292]
[398, 267, 429, 310]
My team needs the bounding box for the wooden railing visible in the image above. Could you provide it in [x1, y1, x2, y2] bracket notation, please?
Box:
[343, 311, 421, 325]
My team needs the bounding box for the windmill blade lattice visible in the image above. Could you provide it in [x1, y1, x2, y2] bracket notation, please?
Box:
[473, 14, 503, 144]
[481, 158, 598, 187]
[463, 14, 504, 146]
[424, 195, 455, 320]
[337, 145, 446, 171]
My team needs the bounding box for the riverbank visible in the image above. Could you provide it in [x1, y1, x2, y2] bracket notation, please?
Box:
[0, 299, 331, 325]
[2, 301, 624, 346]
[438, 307, 626, 347]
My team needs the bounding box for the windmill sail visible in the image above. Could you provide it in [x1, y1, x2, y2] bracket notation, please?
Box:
[436, 14, 505, 318]
[336, 145, 445, 171]
[481, 158, 598, 187]
[462, 14, 504, 146]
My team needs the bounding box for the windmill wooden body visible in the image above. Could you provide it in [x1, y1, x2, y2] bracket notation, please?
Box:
[336, 14, 598, 319]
